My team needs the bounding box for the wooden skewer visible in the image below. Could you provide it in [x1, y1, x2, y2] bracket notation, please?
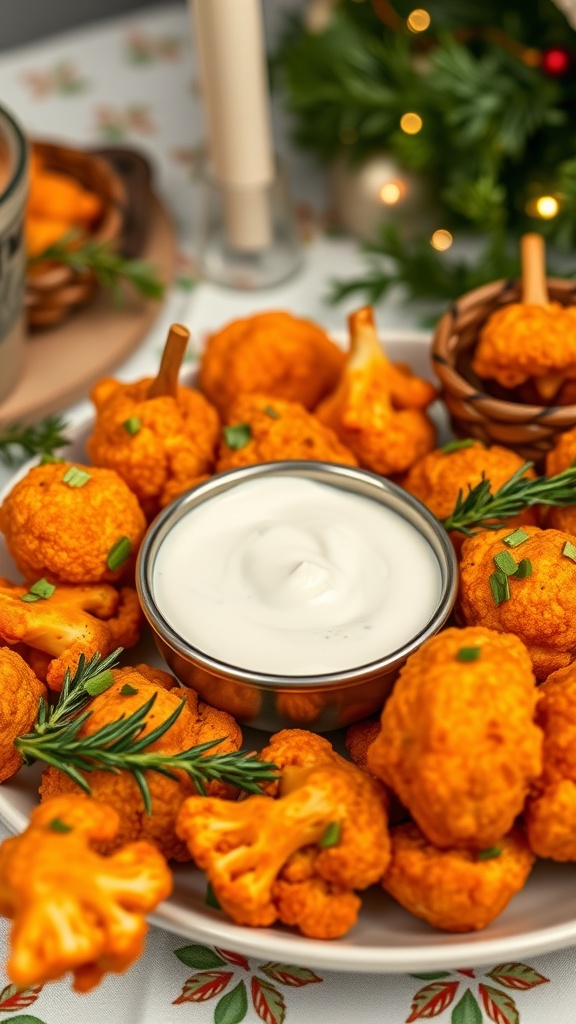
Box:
[520, 234, 561, 402]
[147, 323, 190, 399]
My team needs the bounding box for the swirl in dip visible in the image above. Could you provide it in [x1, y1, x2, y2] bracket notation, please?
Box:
[152, 476, 442, 677]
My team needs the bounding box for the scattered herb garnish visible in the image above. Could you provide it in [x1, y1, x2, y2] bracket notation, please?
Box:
[120, 683, 139, 696]
[493, 550, 518, 576]
[563, 540, 576, 563]
[503, 528, 529, 548]
[20, 578, 56, 603]
[456, 647, 481, 663]
[319, 821, 341, 849]
[205, 882, 221, 909]
[514, 558, 533, 579]
[106, 536, 132, 571]
[223, 423, 252, 450]
[489, 568, 510, 606]
[442, 464, 576, 536]
[123, 417, 142, 436]
[62, 466, 91, 488]
[439, 438, 477, 455]
[263, 405, 280, 420]
[0, 415, 69, 468]
[40, 454, 65, 465]
[84, 669, 116, 697]
[476, 846, 502, 861]
[48, 818, 73, 834]
[29, 231, 165, 302]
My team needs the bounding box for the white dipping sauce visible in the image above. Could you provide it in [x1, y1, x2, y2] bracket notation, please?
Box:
[153, 476, 442, 676]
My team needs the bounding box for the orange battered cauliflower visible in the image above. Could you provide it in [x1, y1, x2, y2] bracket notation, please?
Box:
[0, 646, 46, 782]
[472, 302, 576, 393]
[0, 461, 146, 585]
[86, 377, 220, 519]
[0, 578, 141, 691]
[458, 525, 576, 678]
[199, 310, 345, 417]
[216, 393, 357, 472]
[316, 307, 436, 476]
[0, 795, 172, 991]
[368, 626, 542, 849]
[543, 424, 576, 536]
[525, 662, 576, 861]
[382, 823, 535, 932]
[40, 667, 242, 861]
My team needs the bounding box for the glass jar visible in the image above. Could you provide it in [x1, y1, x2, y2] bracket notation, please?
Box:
[0, 105, 28, 403]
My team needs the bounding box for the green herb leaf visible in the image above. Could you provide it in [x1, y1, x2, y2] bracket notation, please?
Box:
[48, 817, 72, 833]
[206, 882, 221, 909]
[443, 463, 576, 535]
[476, 845, 502, 860]
[120, 683, 139, 696]
[319, 821, 341, 848]
[563, 540, 576, 563]
[28, 232, 165, 301]
[514, 558, 533, 579]
[40, 453, 65, 465]
[263, 405, 280, 420]
[20, 578, 56, 603]
[123, 417, 142, 436]
[107, 536, 132, 571]
[493, 550, 519, 576]
[503, 528, 530, 548]
[62, 466, 91, 488]
[456, 646, 481, 662]
[489, 568, 510, 605]
[0, 415, 69, 468]
[223, 423, 252, 450]
[439, 438, 476, 454]
[83, 669, 115, 697]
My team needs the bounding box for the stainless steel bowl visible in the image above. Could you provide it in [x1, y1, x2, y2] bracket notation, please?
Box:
[137, 461, 458, 733]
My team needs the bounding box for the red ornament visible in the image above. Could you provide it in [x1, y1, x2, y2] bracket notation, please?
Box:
[541, 47, 572, 76]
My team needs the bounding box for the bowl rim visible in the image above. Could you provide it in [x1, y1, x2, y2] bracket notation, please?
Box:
[136, 460, 458, 690]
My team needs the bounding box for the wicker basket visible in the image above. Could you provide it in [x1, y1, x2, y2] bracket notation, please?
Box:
[26, 141, 126, 329]
[431, 276, 576, 463]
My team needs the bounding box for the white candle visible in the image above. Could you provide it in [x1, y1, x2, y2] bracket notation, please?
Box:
[191, 0, 274, 251]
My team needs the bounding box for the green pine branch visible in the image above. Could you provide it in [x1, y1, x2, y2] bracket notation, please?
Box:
[28, 232, 165, 302]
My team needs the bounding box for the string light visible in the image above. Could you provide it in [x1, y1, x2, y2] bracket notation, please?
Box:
[407, 9, 431, 32]
[430, 229, 453, 251]
[535, 195, 559, 219]
[400, 112, 423, 134]
[379, 180, 407, 205]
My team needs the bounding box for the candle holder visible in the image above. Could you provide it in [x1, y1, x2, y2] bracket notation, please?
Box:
[195, 156, 302, 290]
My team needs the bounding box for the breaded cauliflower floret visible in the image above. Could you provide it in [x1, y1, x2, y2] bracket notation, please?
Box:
[543, 425, 576, 537]
[0, 646, 46, 782]
[382, 823, 535, 932]
[0, 578, 141, 691]
[40, 668, 242, 861]
[458, 526, 576, 678]
[273, 849, 360, 940]
[199, 310, 345, 417]
[525, 662, 576, 861]
[87, 378, 220, 519]
[0, 462, 146, 585]
[472, 302, 576, 391]
[0, 795, 172, 991]
[216, 394, 357, 472]
[316, 307, 436, 476]
[368, 626, 542, 849]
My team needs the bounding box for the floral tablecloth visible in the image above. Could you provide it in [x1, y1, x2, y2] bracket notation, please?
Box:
[0, 5, 574, 1021]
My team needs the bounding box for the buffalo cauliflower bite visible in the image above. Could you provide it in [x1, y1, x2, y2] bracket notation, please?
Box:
[0, 647, 46, 782]
[0, 795, 172, 991]
[199, 310, 345, 417]
[316, 307, 436, 476]
[216, 393, 357, 472]
[0, 578, 141, 691]
[272, 848, 360, 940]
[382, 823, 535, 933]
[40, 668, 242, 860]
[472, 302, 576, 393]
[525, 662, 576, 861]
[458, 526, 576, 679]
[0, 462, 146, 585]
[368, 626, 542, 849]
[86, 378, 220, 519]
[543, 425, 576, 537]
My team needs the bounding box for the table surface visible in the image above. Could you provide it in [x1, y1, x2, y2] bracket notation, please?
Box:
[0, 4, 574, 1021]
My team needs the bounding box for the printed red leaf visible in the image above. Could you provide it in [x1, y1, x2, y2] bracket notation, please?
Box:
[215, 949, 251, 971]
[486, 963, 550, 990]
[251, 976, 286, 1024]
[173, 970, 233, 1004]
[406, 981, 459, 1021]
[259, 962, 323, 987]
[0, 985, 43, 1011]
[457, 970, 476, 979]
[479, 983, 520, 1024]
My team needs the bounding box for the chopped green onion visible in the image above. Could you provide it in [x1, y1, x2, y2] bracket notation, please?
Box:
[120, 683, 139, 696]
[84, 670, 115, 697]
[514, 558, 533, 579]
[48, 818, 73, 834]
[440, 438, 477, 455]
[40, 453, 65, 465]
[489, 568, 510, 605]
[563, 541, 576, 563]
[223, 423, 252, 450]
[205, 882, 221, 909]
[107, 536, 132, 571]
[123, 417, 142, 436]
[493, 550, 519, 576]
[20, 578, 56, 603]
[263, 405, 280, 420]
[319, 821, 341, 849]
[62, 466, 91, 488]
[456, 647, 481, 663]
[503, 528, 529, 548]
[476, 846, 502, 861]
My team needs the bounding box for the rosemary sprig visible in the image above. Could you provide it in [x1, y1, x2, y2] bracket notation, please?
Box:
[0, 415, 70, 467]
[35, 648, 123, 736]
[29, 231, 165, 302]
[442, 463, 576, 536]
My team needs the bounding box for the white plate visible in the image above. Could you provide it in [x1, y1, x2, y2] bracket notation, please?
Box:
[2, 332, 576, 973]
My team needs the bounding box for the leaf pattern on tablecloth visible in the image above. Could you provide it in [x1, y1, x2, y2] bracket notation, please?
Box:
[20, 62, 89, 98]
[405, 964, 549, 1023]
[124, 30, 184, 64]
[406, 980, 459, 1020]
[0, 985, 43, 1012]
[172, 945, 323, 1022]
[94, 104, 156, 140]
[479, 983, 520, 1024]
[485, 964, 549, 991]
